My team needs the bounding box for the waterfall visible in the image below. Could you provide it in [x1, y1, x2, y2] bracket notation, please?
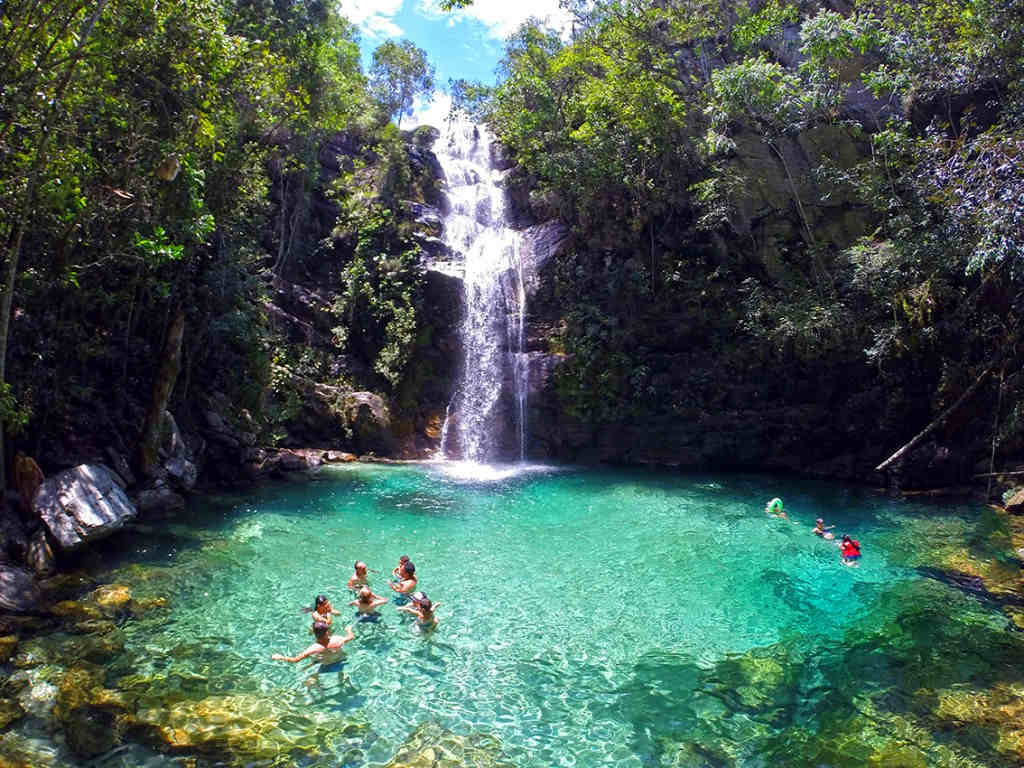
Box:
[436, 120, 527, 463]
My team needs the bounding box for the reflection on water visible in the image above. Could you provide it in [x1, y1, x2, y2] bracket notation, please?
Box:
[5, 464, 1024, 767]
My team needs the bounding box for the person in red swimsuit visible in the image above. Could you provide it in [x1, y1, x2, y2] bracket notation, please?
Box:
[840, 534, 861, 564]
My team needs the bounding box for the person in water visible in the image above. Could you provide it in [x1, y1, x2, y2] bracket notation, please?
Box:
[813, 518, 835, 539]
[840, 534, 861, 564]
[347, 561, 371, 590]
[271, 621, 354, 664]
[398, 592, 440, 631]
[390, 560, 417, 595]
[350, 586, 388, 620]
[311, 594, 340, 626]
[391, 555, 410, 581]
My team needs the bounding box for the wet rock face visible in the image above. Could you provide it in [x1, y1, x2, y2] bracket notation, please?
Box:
[33, 464, 137, 552]
[344, 392, 395, 455]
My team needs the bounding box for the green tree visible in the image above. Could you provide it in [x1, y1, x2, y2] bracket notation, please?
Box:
[369, 39, 435, 127]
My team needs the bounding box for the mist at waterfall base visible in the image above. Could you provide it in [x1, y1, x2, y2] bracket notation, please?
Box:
[88, 463, 1024, 767]
[433, 120, 532, 477]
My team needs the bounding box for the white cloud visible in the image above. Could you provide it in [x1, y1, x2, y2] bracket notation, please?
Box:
[417, 0, 572, 39]
[408, 91, 453, 129]
[339, 0, 404, 39]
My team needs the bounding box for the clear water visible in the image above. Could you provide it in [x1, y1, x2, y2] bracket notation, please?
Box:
[73, 465, 1024, 766]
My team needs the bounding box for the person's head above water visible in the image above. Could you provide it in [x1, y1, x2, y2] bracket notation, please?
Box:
[312, 620, 330, 642]
[402, 561, 415, 577]
[816, 518, 824, 524]
[411, 592, 431, 611]
[315, 594, 330, 611]
[354, 561, 367, 574]
[358, 586, 373, 601]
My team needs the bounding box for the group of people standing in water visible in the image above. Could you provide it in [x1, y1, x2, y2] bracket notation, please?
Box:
[270, 554, 440, 668]
[765, 498, 862, 565]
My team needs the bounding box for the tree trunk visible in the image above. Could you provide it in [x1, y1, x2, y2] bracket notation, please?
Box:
[137, 305, 186, 478]
[875, 363, 996, 472]
[0, 0, 108, 491]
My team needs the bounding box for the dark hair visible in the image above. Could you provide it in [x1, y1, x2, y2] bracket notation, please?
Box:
[312, 620, 330, 639]
[399, 555, 409, 563]
[315, 594, 329, 609]
[419, 598, 433, 612]
[841, 534, 851, 542]
[403, 561, 415, 576]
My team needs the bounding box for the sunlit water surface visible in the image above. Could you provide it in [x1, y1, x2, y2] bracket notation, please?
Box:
[75, 464, 1024, 766]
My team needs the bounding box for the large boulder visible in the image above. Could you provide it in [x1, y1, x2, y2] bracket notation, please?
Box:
[343, 392, 395, 455]
[32, 464, 137, 552]
[0, 566, 41, 614]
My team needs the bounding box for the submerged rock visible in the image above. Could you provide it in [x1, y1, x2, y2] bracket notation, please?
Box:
[0, 566, 41, 614]
[33, 464, 137, 551]
[0, 698, 25, 730]
[88, 584, 132, 615]
[130, 693, 370, 765]
[384, 722, 515, 768]
[0, 635, 17, 663]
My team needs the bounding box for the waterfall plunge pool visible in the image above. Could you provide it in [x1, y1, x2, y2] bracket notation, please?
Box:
[12, 463, 1024, 767]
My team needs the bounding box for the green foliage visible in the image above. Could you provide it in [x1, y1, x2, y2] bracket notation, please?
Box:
[332, 204, 424, 390]
[370, 39, 435, 127]
[732, 0, 798, 52]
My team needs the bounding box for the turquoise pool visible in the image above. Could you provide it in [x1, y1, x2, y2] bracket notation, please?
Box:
[32, 463, 1024, 766]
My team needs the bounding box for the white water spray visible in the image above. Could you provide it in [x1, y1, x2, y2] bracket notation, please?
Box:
[435, 120, 528, 463]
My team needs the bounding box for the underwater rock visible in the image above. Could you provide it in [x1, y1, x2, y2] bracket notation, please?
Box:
[0, 636, 17, 663]
[0, 698, 24, 730]
[931, 683, 1024, 761]
[66, 619, 118, 636]
[383, 722, 515, 768]
[130, 693, 370, 765]
[0, 566, 41, 614]
[13, 628, 124, 669]
[704, 644, 800, 724]
[55, 663, 130, 758]
[33, 464, 137, 551]
[130, 596, 169, 616]
[88, 584, 132, 615]
[9, 665, 61, 719]
[50, 600, 103, 623]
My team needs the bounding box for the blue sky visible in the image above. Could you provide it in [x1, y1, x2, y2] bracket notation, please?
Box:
[338, 0, 571, 125]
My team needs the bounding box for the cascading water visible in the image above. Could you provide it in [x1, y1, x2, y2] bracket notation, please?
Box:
[435, 120, 528, 463]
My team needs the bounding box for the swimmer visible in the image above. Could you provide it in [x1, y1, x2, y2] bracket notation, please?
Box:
[389, 560, 417, 595]
[349, 586, 388, 620]
[271, 621, 354, 664]
[840, 534, 861, 565]
[391, 555, 410, 581]
[812, 518, 835, 539]
[347, 561, 370, 590]
[310, 594, 341, 626]
[397, 592, 440, 631]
